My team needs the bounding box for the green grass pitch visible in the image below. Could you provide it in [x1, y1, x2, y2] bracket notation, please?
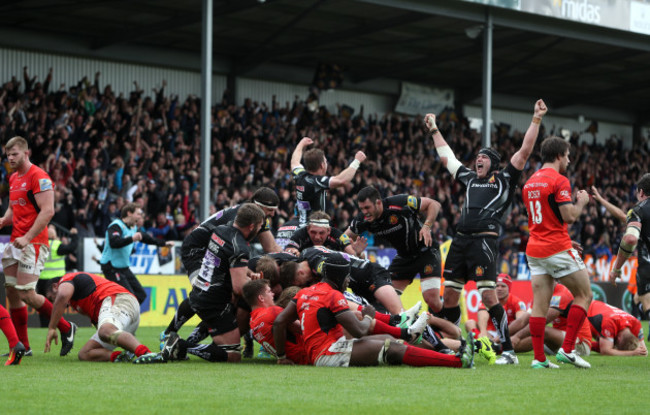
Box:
[1, 324, 648, 415]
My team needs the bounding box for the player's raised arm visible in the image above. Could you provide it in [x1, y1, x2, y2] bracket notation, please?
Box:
[591, 186, 626, 223]
[511, 99, 547, 170]
[329, 151, 366, 188]
[424, 113, 462, 177]
[290, 137, 313, 170]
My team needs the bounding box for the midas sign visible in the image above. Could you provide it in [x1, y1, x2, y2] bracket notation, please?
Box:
[136, 275, 201, 327]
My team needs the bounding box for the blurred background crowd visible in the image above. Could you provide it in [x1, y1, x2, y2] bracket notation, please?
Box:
[1, 67, 648, 276]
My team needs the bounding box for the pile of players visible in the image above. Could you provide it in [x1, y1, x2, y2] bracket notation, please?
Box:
[4, 97, 649, 367]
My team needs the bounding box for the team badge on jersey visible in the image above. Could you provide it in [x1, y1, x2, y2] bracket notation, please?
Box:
[317, 260, 324, 275]
[424, 264, 434, 275]
[407, 195, 418, 210]
[488, 175, 496, 184]
[389, 215, 398, 225]
[475, 266, 484, 277]
[39, 178, 53, 191]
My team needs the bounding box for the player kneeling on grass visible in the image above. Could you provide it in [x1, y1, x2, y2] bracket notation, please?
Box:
[44, 272, 162, 363]
[272, 256, 475, 368]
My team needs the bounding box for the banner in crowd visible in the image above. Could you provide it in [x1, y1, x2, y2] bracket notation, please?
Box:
[83, 237, 182, 275]
[394, 82, 454, 116]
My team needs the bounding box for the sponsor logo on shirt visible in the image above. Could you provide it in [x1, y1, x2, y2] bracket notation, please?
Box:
[525, 182, 549, 188]
[375, 225, 403, 236]
[550, 295, 561, 307]
[39, 178, 53, 191]
[211, 234, 225, 246]
[559, 190, 570, 198]
[471, 182, 498, 189]
[296, 186, 305, 192]
[407, 196, 418, 210]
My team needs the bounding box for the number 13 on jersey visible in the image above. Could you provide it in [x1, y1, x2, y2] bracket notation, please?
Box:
[529, 200, 542, 224]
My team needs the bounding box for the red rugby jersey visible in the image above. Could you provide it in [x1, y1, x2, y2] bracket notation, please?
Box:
[59, 272, 133, 324]
[523, 168, 573, 258]
[8, 164, 54, 245]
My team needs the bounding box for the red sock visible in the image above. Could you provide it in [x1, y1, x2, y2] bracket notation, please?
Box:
[134, 344, 151, 357]
[10, 306, 29, 349]
[0, 305, 20, 349]
[402, 345, 461, 368]
[37, 298, 72, 333]
[529, 316, 547, 362]
[561, 305, 587, 353]
[373, 312, 391, 324]
[371, 319, 403, 338]
[110, 351, 123, 362]
[471, 328, 480, 338]
[591, 340, 600, 353]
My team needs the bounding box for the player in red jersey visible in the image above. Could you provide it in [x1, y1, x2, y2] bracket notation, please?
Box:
[511, 282, 592, 359]
[273, 256, 474, 368]
[44, 272, 162, 363]
[522, 136, 592, 369]
[0, 136, 76, 357]
[243, 279, 309, 364]
[587, 300, 647, 356]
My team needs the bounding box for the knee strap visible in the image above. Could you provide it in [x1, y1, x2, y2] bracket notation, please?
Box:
[108, 330, 124, 346]
[443, 279, 464, 292]
[420, 277, 441, 291]
[477, 280, 496, 293]
[221, 343, 243, 354]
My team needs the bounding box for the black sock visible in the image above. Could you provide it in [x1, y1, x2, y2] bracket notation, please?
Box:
[389, 315, 402, 326]
[488, 303, 513, 352]
[439, 306, 461, 326]
[399, 328, 410, 341]
[187, 343, 228, 362]
[166, 298, 195, 333]
[422, 326, 450, 352]
[186, 321, 210, 345]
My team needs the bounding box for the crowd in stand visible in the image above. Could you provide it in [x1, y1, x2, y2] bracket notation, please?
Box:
[1, 67, 648, 277]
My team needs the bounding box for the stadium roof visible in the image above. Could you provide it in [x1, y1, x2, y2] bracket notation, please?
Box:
[3, 0, 650, 124]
